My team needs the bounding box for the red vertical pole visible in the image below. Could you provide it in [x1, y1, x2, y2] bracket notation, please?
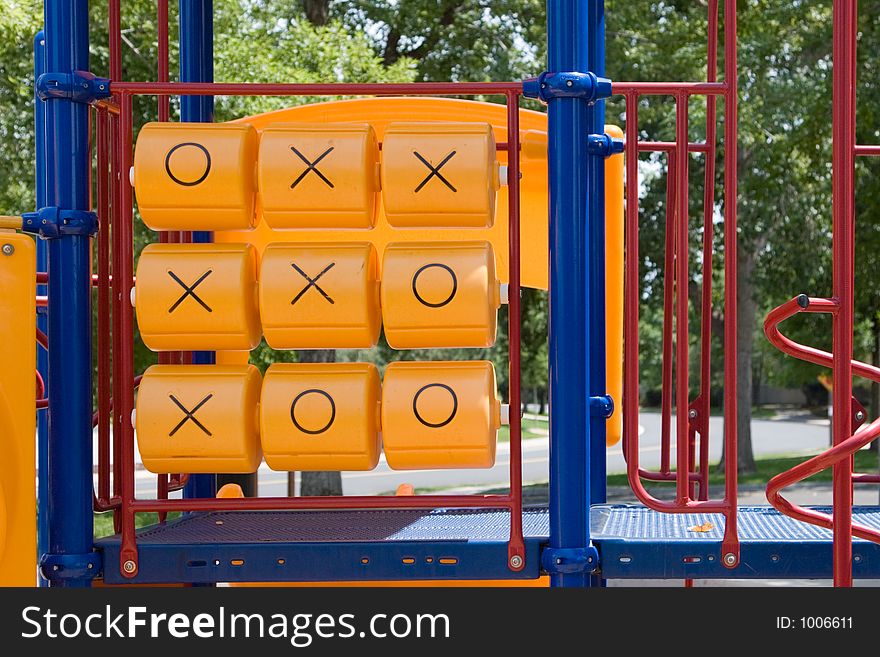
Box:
[157, 0, 170, 122]
[675, 92, 691, 504]
[831, 0, 857, 588]
[96, 108, 111, 505]
[721, 0, 739, 566]
[505, 91, 525, 570]
[697, 0, 720, 501]
[660, 152, 677, 475]
[117, 92, 138, 577]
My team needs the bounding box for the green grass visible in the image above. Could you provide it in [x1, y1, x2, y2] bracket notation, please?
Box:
[498, 416, 549, 443]
[94, 511, 181, 539]
[606, 450, 879, 487]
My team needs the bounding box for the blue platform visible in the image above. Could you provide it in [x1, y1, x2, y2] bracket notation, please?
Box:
[97, 505, 880, 583]
[592, 505, 880, 579]
[97, 507, 550, 584]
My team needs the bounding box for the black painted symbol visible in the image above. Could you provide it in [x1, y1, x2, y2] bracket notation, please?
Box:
[412, 263, 458, 308]
[412, 383, 458, 429]
[413, 150, 457, 193]
[164, 142, 212, 187]
[290, 389, 337, 435]
[168, 269, 213, 313]
[290, 146, 335, 189]
[291, 262, 335, 306]
[168, 393, 213, 437]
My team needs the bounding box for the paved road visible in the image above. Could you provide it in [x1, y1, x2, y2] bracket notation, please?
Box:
[123, 410, 837, 498]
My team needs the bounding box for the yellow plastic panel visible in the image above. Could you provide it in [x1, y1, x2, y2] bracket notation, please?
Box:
[382, 241, 499, 349]
[0, 233, 36, 586]
[136, 365, 262, 474]
[260, 363, 380, 471]
[135, 242, 261, 352]
[605, 125, 624, 446]
[381, 122, 499, 228]
[133, 122, 258, 231]
[258, 123, 379, 229]
[259, 242, 380, 349]
[382, 361, 500, 470]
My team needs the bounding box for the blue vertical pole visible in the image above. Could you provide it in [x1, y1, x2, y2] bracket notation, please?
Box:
[547, 0, 591, 587]
[586, 1, 607, 505]
[180, 0, 217, 500]
[585, 0, 607, 589]
[33, 30, 49, 587]
[42, 0, 95, 587]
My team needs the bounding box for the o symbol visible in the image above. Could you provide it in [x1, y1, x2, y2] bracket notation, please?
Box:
[412, 383, 458, 429]
[164, 142, 212, 187]
[411, 263, 457, 308]
[290, 389, 336, 435]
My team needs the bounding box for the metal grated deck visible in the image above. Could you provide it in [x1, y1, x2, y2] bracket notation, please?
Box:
[131, 507, 551, 544]
[592, 505, 880, 541]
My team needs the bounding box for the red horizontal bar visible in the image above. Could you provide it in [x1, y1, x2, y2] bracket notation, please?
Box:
[112, 81, 523, 97]
[613, 81, 728, 96]
[94, 98, 121, 115]
[130, 494, 514, 513]
[855, 145, 880, 157]
[853, 473, 880, 483]
[638, 469, 703, 483]
[36, 296, 47, 307]
[637, 141, 711, 154]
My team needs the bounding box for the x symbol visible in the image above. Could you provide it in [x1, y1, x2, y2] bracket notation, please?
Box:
[290, 146, 335, 189]
[167, 270, 213, 313]
[291, 262, 335, 306]
[168, 393, 213, 437]
[413, 150, 457, 193]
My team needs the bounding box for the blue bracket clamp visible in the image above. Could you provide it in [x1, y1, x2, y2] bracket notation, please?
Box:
[523, 71, 612, 105]
[587, 133, 625, 158]
[36, 70, 112, 103]
[22, 207, 99, 239]
[541, 546, 600, 575]
[40, 551, 102, 583]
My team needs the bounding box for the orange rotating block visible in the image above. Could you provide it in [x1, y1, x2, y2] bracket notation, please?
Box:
[133, 122, 258, 231]
[260, 363, 381, 471]
[381, 361, 500, 470]
[381, 241, 500, 349]
[135, 242, 261, 352]
[381, 122, 500, 227]
[258, 123, 380, 229]
[259, 242, 380, 349]
[135, 365, 262, 474]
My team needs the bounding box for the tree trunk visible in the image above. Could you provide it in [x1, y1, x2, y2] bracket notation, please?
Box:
[301, 0, 330, 26]
[734, 248, 757, 473]
[291, 349, 343, 496]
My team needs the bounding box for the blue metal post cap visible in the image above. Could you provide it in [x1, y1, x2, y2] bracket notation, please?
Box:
[523, 71, 613, 104]
[37, 70, 112, 103]
[541, 546, 599, 574]
[22, 207, 99, 239]
[589, 394, 614, 418]
[40, 551, 102, 582]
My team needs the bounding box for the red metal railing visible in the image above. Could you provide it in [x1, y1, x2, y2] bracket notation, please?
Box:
[763, 0, 880, 587]
[619, 0, 740, 566]
[108, 82, 525, 579]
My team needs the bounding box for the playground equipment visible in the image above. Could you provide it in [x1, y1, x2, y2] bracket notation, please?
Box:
[0, 0, 878, 588]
